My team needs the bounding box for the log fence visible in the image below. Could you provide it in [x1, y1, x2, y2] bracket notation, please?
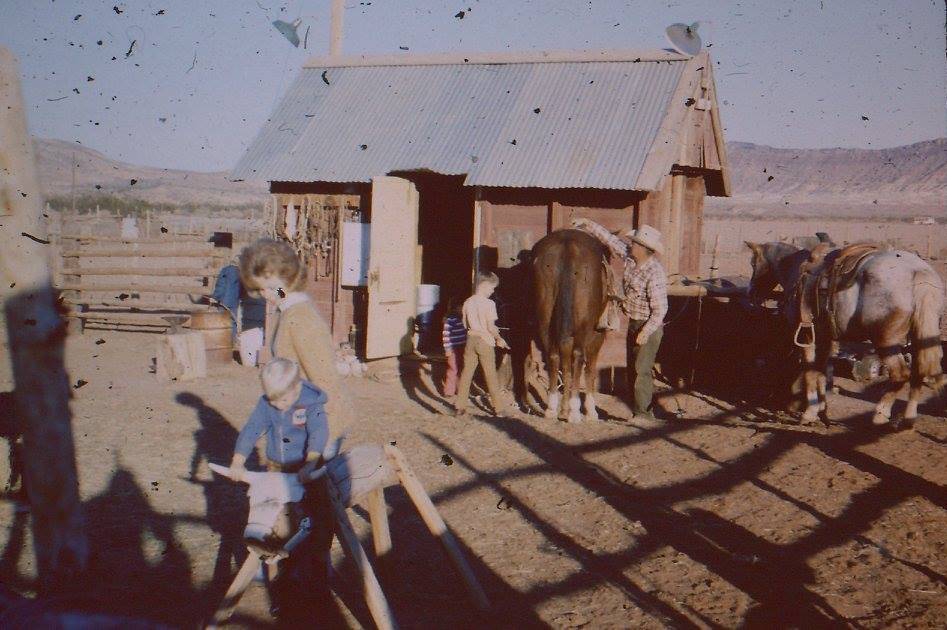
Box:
[47, 206, 272, 332]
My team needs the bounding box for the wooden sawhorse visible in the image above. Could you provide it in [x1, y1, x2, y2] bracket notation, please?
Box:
[208, 444, 488, 629]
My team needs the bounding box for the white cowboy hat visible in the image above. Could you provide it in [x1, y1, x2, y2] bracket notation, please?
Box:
[623, 224, 664, 255]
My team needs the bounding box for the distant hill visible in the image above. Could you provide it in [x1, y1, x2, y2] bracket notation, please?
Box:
[33, 136, 945, 217]
[33, 138, 268, 208]
[705, 138, 946, 218]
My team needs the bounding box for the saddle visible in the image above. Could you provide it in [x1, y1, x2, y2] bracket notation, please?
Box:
[795, 242, 886, 345]
[596, 254, 624, 331]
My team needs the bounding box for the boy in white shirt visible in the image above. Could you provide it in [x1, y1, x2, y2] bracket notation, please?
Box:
[453, 273, 513, 416]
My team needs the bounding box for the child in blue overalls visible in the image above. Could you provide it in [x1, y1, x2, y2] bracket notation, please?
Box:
[229, 358, 334, 621]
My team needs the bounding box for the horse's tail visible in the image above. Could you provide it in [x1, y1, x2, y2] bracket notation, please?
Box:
[910, 269, 945, 388]
[552, 257, 575, 346]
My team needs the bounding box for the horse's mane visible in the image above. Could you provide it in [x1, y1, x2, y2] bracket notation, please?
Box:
[764, 241, 803, 258]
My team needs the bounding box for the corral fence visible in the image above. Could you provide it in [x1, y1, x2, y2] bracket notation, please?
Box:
[47, 204, 274, 332]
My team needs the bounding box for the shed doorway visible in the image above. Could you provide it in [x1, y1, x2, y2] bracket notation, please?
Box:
[393, 172, 475, 312]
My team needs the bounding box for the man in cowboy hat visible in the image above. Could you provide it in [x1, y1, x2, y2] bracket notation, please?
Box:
[571, 218, 669, 420]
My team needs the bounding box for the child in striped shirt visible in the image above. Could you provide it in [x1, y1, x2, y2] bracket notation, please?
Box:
[441, 299, 467, 397]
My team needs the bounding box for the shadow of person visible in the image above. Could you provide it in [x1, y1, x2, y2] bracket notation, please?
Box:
[397, 356, 445, 414]
[80, 466, 197, 626]
[0, 391, 33, 593]
[175, 392, 248, 600]
[395, 315, 450, 413]
[0, 507, 31, 593]
[0, 391, 25, 502]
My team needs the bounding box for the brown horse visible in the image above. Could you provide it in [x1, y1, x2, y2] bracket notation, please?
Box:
[532, 229, 608, 422]
[747, 241, 945, 425]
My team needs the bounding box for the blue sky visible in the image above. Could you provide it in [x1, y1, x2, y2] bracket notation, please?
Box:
[2, 0, 944, 171]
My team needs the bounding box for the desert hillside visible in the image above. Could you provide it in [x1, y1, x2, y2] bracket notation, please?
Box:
[33, 138, 268, 208]
[32, 136, 945, 217]
[705, 138, 946, 218]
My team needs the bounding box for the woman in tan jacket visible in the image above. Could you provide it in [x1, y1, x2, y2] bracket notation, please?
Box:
[239, 239, 351, 441]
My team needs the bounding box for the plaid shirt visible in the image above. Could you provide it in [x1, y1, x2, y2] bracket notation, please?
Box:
[580, 221, 669, 339]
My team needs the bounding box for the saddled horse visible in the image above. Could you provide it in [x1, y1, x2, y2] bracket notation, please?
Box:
[531, 229, 608, 422]
[746, 240, 945, 426]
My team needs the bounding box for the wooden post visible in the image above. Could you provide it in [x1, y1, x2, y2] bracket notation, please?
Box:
[0, 45, 88, 591]
[710, 233, 720, 279]
[367, 487, 392, 561]
[207, 553, 262, 628]
[667, 172, 685, 278]
[384, 445, 490, 611]
[330, 0, 345, 56]
[327, 478, 397, 630]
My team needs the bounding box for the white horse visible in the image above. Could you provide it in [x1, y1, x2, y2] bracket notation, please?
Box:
[746, 241, 945, 426]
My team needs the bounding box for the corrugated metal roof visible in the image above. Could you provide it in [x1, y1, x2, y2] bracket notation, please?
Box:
[232, 59, 686, 191]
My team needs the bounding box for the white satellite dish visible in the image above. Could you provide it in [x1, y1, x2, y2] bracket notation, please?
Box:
[665, 22, 702, 56]
[273, 18, 303, 47]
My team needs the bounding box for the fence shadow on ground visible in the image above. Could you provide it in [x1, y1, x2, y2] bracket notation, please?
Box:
[415, 396, 945, 627]
[2, 378, 943, 626]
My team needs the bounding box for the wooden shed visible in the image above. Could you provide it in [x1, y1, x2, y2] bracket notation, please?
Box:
[233, 49, 730, 364]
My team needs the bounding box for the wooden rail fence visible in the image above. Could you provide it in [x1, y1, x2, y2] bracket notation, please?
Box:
[48, 208, 271, 332]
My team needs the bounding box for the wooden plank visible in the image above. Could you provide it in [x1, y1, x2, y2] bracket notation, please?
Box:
[59, 298, 210, 311]
[61, 235, 209, 243]
[61, 282, 209, 294]
[384, 445, 490, 611]
[155, 331, 206, 381]
[207, 553, 262, 628]
[327, 478, 397, 630]
[62, 247, 230, 258]
[70, 312, 178, 325]
[60, 267, 215, 277]
[667, 173, 685, 277]
[367, 487, 393, 561]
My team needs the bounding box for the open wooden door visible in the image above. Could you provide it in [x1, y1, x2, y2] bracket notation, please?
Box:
[365, 176, 419, 359]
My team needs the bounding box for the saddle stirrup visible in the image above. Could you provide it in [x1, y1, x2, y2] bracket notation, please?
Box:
[793, 322, 816, 348]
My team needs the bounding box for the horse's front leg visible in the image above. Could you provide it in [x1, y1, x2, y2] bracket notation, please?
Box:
[815, 340, 838, 425]
[800, 344, 822, 423]
[544, 351, 561, 419]
[904, 380, 922, 428]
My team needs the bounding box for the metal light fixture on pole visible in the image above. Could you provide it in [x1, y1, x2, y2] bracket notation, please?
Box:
[271, 0, 345, 56]
[272, 17, 304, 47]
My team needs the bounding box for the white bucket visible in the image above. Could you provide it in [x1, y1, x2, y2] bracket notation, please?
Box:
[238, 327, 264, 367]
[416, 284, 440, 314]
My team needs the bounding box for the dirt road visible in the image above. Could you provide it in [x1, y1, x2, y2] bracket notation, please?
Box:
[1, 331, 945, 628]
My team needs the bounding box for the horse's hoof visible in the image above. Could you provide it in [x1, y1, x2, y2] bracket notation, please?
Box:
[543, 408, 557, 419]
[567, 412, 583, 424]
[801, 409, 819, 424]
[584, 411, 600, 422]
[871, 412, 891, 426]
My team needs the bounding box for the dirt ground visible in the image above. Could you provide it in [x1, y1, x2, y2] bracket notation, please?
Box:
[1, 330, 946, 629]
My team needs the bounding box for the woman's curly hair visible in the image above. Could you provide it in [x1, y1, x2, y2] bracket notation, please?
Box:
[239, 239, 307, 292]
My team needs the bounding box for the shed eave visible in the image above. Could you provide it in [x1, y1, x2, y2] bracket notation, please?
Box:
[303, 48, 690, 69]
